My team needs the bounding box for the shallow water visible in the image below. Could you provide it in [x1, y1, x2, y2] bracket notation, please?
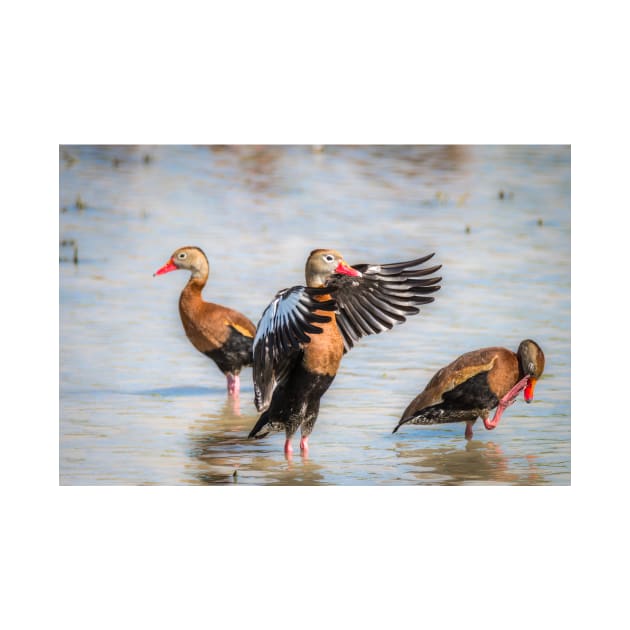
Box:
[59, 145, 570, 485]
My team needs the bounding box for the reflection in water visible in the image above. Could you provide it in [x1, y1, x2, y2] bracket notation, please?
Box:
[189, 400, 255, 450]
[394, 439, 544, 485]
[187, 401, 327, 485]
[60, 144, 570, 485]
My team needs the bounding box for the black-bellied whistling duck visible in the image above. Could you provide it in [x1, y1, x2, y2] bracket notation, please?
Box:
[248, 248, 442, 456]
[393, 339, 545, 439]
[153, 246, 256, 397]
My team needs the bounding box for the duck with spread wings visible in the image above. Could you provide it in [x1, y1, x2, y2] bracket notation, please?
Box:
[248, 248, 442, 455]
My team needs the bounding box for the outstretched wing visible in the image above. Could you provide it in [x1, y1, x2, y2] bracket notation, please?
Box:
[330, 253, 442, 352]
[253, 285, 336, 412]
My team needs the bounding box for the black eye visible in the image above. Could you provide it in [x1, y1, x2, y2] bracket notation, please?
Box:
[324, 254, 334, 263]
[177, 252, 187, 260]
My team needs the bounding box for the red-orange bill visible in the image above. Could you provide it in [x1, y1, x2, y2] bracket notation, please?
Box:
[154, 259, 177, 276]
[335, 261, 360, 277]
[524, 378, 537, 403]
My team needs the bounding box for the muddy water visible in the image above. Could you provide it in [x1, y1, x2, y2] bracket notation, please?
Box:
[59, 145, 570, 485]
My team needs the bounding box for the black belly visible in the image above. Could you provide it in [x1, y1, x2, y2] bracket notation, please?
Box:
[254, 361, 335, 439]
[415, 371, 499, 424]
[204, 329, 253, 375]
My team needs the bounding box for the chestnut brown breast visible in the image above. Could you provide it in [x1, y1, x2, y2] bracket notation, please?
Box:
[302, 295, 344, 377]
[179, 280, 255, 353]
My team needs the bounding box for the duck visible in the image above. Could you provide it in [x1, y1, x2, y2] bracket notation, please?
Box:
[153, 246, 256, 397]
[248, 248, 442, 455]
[393, 339, 545, 439]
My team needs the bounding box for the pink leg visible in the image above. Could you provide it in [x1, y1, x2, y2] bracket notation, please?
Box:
[226, 373, 240, 396]
[300, 436, 309, 452]
[465, 421, 474, 440]
[499, 375, 530, 408]
[484, 407, 502, 430]
[484, 375, 530, 430]
[284, 439, 293, 458]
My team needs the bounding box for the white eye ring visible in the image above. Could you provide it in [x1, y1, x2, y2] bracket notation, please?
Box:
[177, 252, 187, 259]
[324, 254, 334, 263]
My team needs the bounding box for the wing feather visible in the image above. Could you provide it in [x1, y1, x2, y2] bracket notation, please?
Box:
[253, 286, 336, 412]
[330, 253, 442, 352]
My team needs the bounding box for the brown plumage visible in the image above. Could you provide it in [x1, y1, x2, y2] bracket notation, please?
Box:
[248, 248, 442, 456]
[302, 292, 344, 377]
[393, 339, 545, 439]
[154, 246, 256, 396]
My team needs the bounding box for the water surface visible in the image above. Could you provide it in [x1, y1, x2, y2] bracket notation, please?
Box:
[59, 145, 570, 485]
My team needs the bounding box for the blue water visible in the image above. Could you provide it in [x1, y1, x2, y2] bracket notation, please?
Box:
[59, 145, 570, 485]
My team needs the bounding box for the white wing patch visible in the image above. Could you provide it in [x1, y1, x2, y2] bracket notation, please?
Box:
[253, 288, 303, 352]
[253, 286, 335, 412]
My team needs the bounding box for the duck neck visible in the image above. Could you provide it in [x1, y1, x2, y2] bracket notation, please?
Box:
[185, 273, 207, 294]
[307, 275, 330, 289]
[185, 254, 209, 291]
[181, 267, 208, 310]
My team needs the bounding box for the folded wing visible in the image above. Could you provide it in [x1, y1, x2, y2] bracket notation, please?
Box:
[331, 253, 442, 352]
[253, 285, 336, 412]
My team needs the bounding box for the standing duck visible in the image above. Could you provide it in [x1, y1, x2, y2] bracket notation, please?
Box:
[393, 339, 545, 439]
[153, 246, 256, 397]
[248, 248, 442, 455]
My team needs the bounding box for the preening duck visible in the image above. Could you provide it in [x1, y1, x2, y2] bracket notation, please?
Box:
[154, 246, 256, 397]
[248, 248, 442, 455]
[393, 339, 545, 438]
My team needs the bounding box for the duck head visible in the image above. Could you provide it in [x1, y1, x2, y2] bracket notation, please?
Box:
[305, 248, 361, 288]
[154, 246, 209, 280]
[517, 339, 545, 403]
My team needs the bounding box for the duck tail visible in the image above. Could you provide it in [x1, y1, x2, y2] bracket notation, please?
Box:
[392, 415, 413, 434]
[392, 420, 403, 434]
[248, 411, 272, 439]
